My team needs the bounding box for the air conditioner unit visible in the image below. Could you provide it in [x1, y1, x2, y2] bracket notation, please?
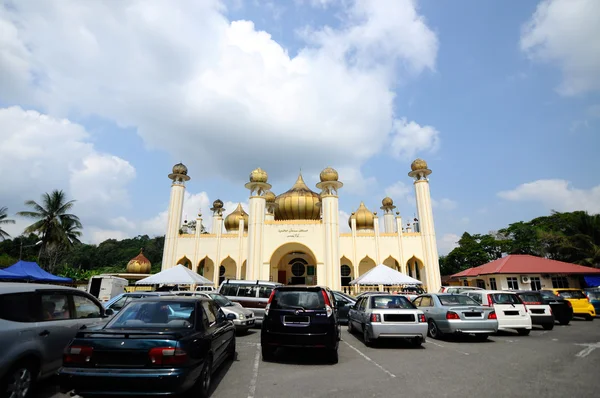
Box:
[520, 275, 531, 284]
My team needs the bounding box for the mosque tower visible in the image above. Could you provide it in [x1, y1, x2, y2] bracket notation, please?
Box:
[245, 168, 271, 280]
[162, 163, 190, 270]
[380, 197, 396, 233]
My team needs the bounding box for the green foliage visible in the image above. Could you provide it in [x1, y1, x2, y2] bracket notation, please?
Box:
[0, 206, 16, 240]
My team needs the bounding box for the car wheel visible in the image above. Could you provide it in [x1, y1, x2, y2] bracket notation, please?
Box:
[227, 336, 236, 360]
[517, 329, 531, 336]
[261, 345, 276, 362]
[558, 318, 570, 326]
[347, 320, 354, 333]
[363, 325, 372, 346]
[473, 333, 489, 341]
[2, 360, 36, 398]
[410, 337, 422, 347]
[328, 348, 339, 364]
[543, 324, 554, 330]
[428, 320, 442, 340]
[585, 315, 594, 321]
[191, 356, 212, 398]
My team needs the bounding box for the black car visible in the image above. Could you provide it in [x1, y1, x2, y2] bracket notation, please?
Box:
[59, 297, 236, 397]
[261, 286, 341, 364]
[514, 291, 555, 330]
[539, 290, 574, 325]
[332, 291, 356, 324]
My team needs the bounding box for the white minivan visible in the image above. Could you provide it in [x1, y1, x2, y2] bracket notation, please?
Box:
[465, 290, 532, 335]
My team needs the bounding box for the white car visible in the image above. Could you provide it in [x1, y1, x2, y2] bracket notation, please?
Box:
[464, 290, 532, 335]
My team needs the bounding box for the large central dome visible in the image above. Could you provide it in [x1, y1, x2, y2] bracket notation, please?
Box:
[275, 173, 321, 220]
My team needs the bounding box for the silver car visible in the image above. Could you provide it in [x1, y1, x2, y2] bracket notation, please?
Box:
[347, 294, 428, 347]
[0, 283, 111, 398]
[413, 293, 498, 341]
[174, 292, 256, 332]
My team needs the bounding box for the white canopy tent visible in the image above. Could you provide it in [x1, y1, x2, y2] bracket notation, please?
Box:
[135, 264, 213, 286]
[349, 264, 423, 286]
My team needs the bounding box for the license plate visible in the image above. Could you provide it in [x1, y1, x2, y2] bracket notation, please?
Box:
[504, 311, 519, 316]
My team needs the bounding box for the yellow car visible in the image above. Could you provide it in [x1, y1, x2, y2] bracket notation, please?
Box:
[547, 288, 596, 321]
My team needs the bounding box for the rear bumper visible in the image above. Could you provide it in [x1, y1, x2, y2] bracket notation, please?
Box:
[233, 318, 256, 330]
[58, 367, 196, 396]
[498, 317, 532, 330]
[441, 319, 498, 334]
[369, 322, 428, 340]
[261, 330, 337, 349]
[531, 314, 555, 326]
[573, 307, 596, 317]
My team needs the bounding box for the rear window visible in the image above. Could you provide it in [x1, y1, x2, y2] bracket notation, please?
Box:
[0, 293, 39, 322]
[558, 290, 586, 299]
[106, 301, 196, 329]
[518, 293, 542, 304]
[490, 293, 521, 305]
[438, 295, 480, 306]
[271, 290, 325, 310]
[370, 295, 415, 309]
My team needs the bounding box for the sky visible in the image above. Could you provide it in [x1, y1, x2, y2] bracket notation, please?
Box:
[1, 0, 599, 255]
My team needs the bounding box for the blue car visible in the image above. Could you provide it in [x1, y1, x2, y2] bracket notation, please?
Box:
[59, 296, 236, 397]
[584, 289, 600, 315]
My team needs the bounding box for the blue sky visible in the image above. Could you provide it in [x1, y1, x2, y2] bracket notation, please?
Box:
[0, 0, 599, 253]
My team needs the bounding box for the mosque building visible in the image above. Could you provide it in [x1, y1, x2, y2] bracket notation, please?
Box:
[160, 159, 442, 292]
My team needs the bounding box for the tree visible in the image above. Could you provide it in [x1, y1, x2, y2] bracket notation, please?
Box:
[561, 212, 600, 267]
[0, 207, 16, 241]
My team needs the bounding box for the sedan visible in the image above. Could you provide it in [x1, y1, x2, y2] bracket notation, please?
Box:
[59, 297, 236, 397]
[347, 294, 427, 347]
[413, 294, 498, 341]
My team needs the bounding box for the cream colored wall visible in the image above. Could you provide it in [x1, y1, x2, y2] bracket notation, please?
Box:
[471, 274, 583, 290]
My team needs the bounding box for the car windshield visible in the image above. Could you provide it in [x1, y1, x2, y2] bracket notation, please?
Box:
[518, 293, 542, 303]
[105, 301, 195, 329]
[558, 290, 587, 299]
[438, 295, 480, 306]
[370, 295, 414, 309]
[490, 293, 521, 305]
[209, 293, 234, 307]
[270, 290, 325, 310]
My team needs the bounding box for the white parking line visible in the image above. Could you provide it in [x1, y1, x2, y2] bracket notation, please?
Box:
[247, 344, 261, 398]
[428, 340, 470, 356]
[343, 341, 396, 378]
[575, 342, 600, 358]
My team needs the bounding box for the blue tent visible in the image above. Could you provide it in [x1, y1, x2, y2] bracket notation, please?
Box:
[584, 276, 600, 288]
[0, 260, 73, 283]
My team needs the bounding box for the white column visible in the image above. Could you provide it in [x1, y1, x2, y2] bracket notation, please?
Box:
[384, 213, 395, 233]
[161, 183, 185, 270]
[373, 216, 381, 265]
[414, 179, 441, 292]
[212, 215, 223, 234]
[322, 194, 341, 290]
[237, 219, 244, 279]
[247, 196, 266, 280]
[395, 214, 405, 273]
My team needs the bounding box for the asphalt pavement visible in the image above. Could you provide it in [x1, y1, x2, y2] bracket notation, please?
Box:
[35, 319, 600, 398]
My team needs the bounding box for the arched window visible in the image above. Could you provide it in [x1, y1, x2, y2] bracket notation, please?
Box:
[219, 265, 226, 277]
[341, 265, 351, 277]
[291, 262, 306, 277]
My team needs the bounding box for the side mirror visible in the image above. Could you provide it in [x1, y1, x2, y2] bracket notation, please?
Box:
[104, 308, 114, 317]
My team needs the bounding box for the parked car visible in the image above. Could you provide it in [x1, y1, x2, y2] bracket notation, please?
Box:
[219, 280, 282, 322]
[103, 291, 175, 314]
[332, 291, 356, 324]
[464, 290, 532, 335]
[439, 286, 483, 294]
[538, 290, 573, 325]
[195, 285, 216, 292]
[355, 291, 383, 299]
[412, 293, 498, 341]
[261, 286, 340, 363]
[348, 294, 427, 347]
[174, 291, 256, 332]
[0, 283, 111, 398]
[583, 288, 600, 315]
[513, 291, 554, 330]
[58, 296, 236, 397]
[542, 288, 596, 321]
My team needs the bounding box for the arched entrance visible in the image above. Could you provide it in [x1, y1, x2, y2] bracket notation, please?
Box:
[240, 260, 247, 280]
[358, 255, 376, 276]
[270, 243, 317, 285]
[340, 256, 353, 288]
[177, 256, 192, 269]
[197, 256, 215, 283]
[220, 256, 237, 285]
[383, 255, 401, 272]
[406, 256, 426, 286]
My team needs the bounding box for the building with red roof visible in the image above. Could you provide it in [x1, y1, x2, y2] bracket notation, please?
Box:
[449, 255, 600, 291]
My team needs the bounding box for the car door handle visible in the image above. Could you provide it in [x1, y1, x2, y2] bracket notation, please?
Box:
[39, 330, 50, 337]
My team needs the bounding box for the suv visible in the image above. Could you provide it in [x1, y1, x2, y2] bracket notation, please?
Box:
[218, 280, 282, 322]
[261, 286, 340, 364]
[0, 283, 111, 398]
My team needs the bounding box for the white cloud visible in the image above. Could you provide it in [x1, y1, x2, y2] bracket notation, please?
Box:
[438, 233, 460, 255]
[390, 118, 440, 160]
[520, 0, 600, 96]
[339, 210, 351, 233]
[431, 198, 457, 210]
[384, 181, 414, 204]
[498, 179, 600, 213]
[0, 0, 440, 185]
[335, 166, 377, 195]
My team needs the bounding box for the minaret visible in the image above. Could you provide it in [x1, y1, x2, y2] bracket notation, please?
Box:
[408, 158, 441, 292]
[316, 167, 343, 291]
[210, 199, 225, 234]
[264, 191, 277, 221]
[244, 168, 271, 280]
[161, 163, 190, 271]
[380, 197, 396, 233]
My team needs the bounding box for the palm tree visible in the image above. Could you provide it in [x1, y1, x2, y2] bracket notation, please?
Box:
[0, 206, 16, 240]
[562, 212, 600, 267]
[17, 190, 83, 253]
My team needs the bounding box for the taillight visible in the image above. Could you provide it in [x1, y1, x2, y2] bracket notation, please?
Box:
[567, 301, 572, 308]
[418, 314, 426, 323]
[265, 289, 276, 316]
[488, 311, 497, 319]
[371, 313, 381, 322]
[148, 347, 188, 366]
[487, 294, 493, 307]
[64, 345, 93, 364]
[523, 302, 541, 305]
[446, 311, 460, 320]
[322, 290, 333, 318]
[549, 307, 553, 315]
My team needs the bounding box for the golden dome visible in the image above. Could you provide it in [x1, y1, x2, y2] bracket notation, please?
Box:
[265, 190, 276, 203]
[348, 202, 374, 230]
[249, 167, 268, 183]
[126, 249, 151, 274]
[212, 199, 223, 209]
[275, 173, 321, 220]
[172, 163, 188, 175]
[319, 167, 339, 182]
[411, 158, 428, 171]
[382, 197, 394, 207]
[224, 203, 249, 232]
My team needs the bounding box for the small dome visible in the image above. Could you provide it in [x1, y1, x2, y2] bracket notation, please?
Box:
[382, 197, 393, 207]
[224, 203, 249, 232]
[212, 199, 224, 209]
[249, 167, 268, 183]
[275, 173, 321, 220]
[126, 249, 151, 274]
[319, 167, 339, 182]
[411, 158, 428, 171]
[265, 190, 276, 203]
[172, 162, 188, 175]
[348, 202, 374, 230]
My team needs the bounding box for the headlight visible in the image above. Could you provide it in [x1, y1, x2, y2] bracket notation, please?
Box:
[238, 314, 244, 320]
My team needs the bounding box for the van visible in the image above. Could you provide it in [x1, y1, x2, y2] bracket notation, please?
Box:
[465, 290, 532, 335]
[218, 280, 283, 322]
[87, 275, 128, 302]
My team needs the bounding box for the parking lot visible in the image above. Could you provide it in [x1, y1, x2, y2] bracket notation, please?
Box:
[37, 320, 600, 398]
